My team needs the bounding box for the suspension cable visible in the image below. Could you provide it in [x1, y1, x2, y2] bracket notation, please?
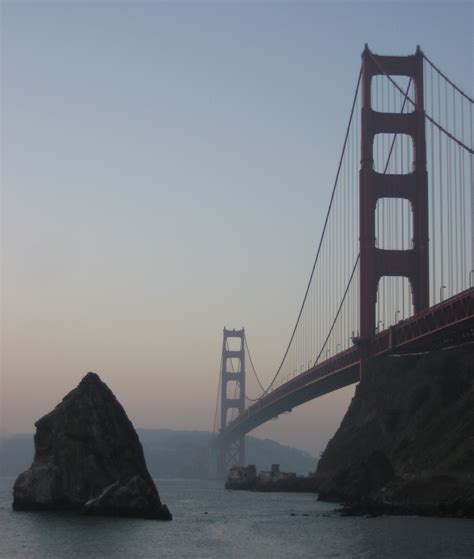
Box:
[244, 334, 266, 393]
[251, 66, 362, 398]
[422, 52, 473, 103]
[368, 50, 473, 154]
[212, 352, 223, 434]
[237, 50, 471, 411]
[246, 71, 413, 404]
[313, 255, 360, 366]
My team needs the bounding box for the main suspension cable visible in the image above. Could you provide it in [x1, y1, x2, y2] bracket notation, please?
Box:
[369, 50, 473, 154]
[246, 72, 414, 403]
[244, 334, 266, 393]
[313, 254, 360, 366]
[252, 66, 362, 398]
[422, 52, 473, 103]
[212, 352, 223, 434]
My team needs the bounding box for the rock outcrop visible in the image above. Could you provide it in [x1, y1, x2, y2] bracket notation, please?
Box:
[314, 344, 474, 517]
[13, 372, 172, 520]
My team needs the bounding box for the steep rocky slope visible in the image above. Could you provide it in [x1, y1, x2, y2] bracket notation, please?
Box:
[314, 343, 474, 516]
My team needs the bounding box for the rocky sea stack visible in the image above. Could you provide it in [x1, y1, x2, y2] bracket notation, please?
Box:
[314, 344, 474, 517]
[13, 372, 172, 520]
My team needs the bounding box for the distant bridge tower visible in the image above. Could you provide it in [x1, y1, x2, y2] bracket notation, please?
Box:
[359, 45, 429, 360]
[217, 327, 246, 477]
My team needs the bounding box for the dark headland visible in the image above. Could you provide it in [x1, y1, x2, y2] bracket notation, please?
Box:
[13, 372, 172, 520]
[313, 343, 474, 517]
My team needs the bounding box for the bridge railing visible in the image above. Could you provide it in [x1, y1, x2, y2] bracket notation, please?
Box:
[370, 287, 474, 355]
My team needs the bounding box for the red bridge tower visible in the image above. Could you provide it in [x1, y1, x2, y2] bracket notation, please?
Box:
[359, 46, 429, 363]
[217, 327, 246, 477]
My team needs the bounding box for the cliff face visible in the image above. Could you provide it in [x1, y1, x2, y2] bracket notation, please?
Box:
[314, 344, 474, 516]
[13, 372, 172, 520]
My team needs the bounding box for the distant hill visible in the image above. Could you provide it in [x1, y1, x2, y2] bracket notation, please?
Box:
[0, 429, 316, 480]
[137, 429, 317, 478]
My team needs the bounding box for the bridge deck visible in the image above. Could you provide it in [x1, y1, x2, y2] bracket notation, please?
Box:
[217, 288, 474, 444]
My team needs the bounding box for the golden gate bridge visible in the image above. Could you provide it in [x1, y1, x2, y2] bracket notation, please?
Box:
[213, 46, 474, 476]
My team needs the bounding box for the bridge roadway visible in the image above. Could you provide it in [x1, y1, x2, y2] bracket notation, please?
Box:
[217, 288, 474, 445]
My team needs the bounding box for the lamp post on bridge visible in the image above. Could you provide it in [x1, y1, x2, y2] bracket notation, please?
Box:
[440, 285, 446, 302]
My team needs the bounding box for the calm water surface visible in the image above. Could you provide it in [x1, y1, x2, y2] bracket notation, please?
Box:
[1, 477, 473, 558]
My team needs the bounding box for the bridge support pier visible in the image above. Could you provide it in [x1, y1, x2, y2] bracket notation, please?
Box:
[217, 328, 246, 478]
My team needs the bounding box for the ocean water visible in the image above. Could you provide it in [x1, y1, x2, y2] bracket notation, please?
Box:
[0, 477, 473, 559]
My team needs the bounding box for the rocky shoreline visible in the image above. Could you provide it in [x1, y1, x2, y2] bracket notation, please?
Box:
[223, 345, 474, 518]
[313, 344, 474, 518]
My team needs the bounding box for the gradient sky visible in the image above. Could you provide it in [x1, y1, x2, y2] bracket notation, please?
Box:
[1, 1, 472, 455]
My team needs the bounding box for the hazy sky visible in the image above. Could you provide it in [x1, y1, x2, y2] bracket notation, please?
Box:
[1, 1, 472, 455]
